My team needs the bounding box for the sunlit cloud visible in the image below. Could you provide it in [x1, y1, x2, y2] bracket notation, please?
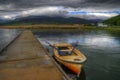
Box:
[21, 6, 65, 17]
[2, 15, 14, 20]
[0, 6, 119, 21]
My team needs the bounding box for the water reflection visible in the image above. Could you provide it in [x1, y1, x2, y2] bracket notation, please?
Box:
[0, 29, 21, 51]
[35, 30, 120, 80]
[68, 35, 120, 48]
[36, 31, 120, 48]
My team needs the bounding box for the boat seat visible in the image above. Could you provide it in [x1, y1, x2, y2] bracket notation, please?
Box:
[60, 50, 72, 56]
[61, 50, 71, 52]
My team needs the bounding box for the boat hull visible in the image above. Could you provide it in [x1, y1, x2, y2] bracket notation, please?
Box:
[55, 56, 82, 75]
[53, 43, 87, 75]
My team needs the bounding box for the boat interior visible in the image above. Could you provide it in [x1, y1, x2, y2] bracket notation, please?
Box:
[58, 46, 77, 56]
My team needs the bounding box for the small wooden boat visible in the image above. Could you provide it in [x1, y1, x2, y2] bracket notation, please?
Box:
[53, 43, 87, 75]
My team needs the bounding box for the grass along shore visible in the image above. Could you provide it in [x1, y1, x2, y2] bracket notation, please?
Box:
[0, 24, 83, 29]
[0, 24, 120, 32]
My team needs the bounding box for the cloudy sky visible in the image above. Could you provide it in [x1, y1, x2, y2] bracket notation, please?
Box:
[0, 0, 120, 20]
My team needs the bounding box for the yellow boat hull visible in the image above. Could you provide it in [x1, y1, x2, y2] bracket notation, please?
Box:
[55, 56, 82, 75]
[53, 43, 87, 75]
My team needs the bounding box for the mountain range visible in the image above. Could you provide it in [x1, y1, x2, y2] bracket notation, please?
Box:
[0, 16, 101, 25]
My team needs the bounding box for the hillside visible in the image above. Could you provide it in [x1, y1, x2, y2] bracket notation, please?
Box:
[104, 15, 120, 26]
[0, 16, 95, 25]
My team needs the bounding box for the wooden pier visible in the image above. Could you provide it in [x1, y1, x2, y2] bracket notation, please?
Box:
[0, 30, 71, 80]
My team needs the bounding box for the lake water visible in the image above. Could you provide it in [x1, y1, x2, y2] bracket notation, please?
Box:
[0, 29, 21, 51]
[34, 30, 120, 80]
[0, 29, 120, 80]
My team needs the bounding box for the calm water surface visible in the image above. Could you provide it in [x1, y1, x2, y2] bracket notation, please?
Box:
[0, 29, 21, 51]
[34, 30, 120, 80]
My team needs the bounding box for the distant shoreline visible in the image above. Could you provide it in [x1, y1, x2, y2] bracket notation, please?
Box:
[0, 24, 120, 32]
[0, 24, 83, 29]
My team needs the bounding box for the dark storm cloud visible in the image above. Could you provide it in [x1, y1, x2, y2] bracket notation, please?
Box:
[0, 0, 119, 8]
[0, 0, 119, 20]
[85, 0, 120, 7]
[0, 0, 80, 9]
